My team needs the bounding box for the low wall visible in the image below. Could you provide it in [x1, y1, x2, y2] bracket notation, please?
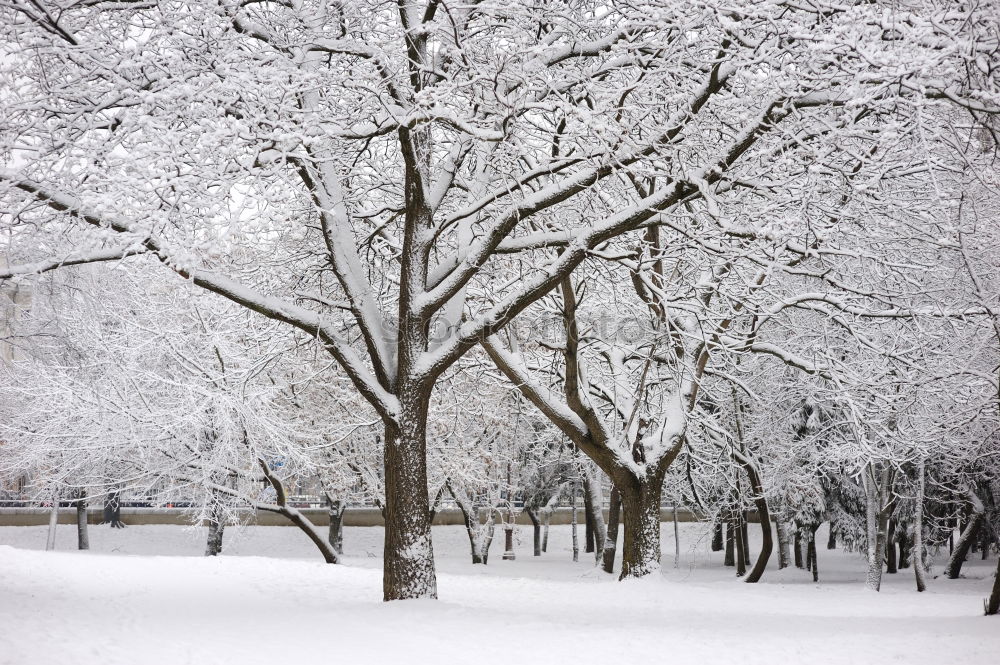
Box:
[0, 506, 710, 527]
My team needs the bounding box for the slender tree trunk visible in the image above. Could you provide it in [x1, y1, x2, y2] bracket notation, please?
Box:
[740, 460, 773, 583]
[914, 460, 928, 592]
[602, 487, 621, 574]
[725, 521, 736, 567]
[617, 473, 664, 579]
[502, 520, 516, 561]
[740, 511, 751, 567]
[542, 508, 552, 553]
[45, 495, 58, 551]
[776, 519, 791, 569]
[808, 524, 819, 582]
[865, 466, 893, 592]
[794, 530, 804, 568]
[885, 519, 898, 574]
[986, 553, 1000, 615]
[672, 504, 680, 568]
[382, 390, 437, 600]
[327, 497, 346, 556]
[571, 483, 579, 563]
[526, 508, 542, 557]
[827, 524, 837, 550]
[257, 459, 339, 564]
[584, 498, 595, 554]
[75, 489, 89, 551]
[582, 470, 607, 563]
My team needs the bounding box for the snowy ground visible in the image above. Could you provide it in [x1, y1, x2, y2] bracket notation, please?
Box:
[0, 521, 996, 665]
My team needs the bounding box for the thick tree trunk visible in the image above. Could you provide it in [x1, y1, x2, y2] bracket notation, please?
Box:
[865, 467, 893, 592]
[617, 474, 664, 579]
[711, 521, 724, 552]
[502, 523, 516, 561]
[526, 508, 542, 557]
[327, 497, 346, 556]
[103, 490, 125, 528]
[205, 520, 224, 556]
[76, 489, 89, 551]
[794, 530, 804, 569]
[945, 513, 984, 579]
[382, 392, 437, 600]
[602, 487, 621, 574]
[776, 519, 791, 569]
[734, 513, 747, 577]
[45, 496, 58, 551]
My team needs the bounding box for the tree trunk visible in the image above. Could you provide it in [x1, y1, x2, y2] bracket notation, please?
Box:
[725, 520, 736, 567]
[827, 524, 837, 550]
[76, 489, 89, 551]
[898, 526, 911, 569]
[672, 504, 680, 568]
[739, 459, 773, 583]
[602, 487, 621, 574]
[808, 524, 819, 582]
[526, 508, 542, 557]
[865, 466, 894, 592]
[257, 459, 339, 565]
[776, 519, 791, 569]
[327, 497, 346, 556]
[617, 474, 663, 579]
[986, 553, 1000, 615]
[711, 521, 724, 552]
[103, 489, 125, 528]
[885, 519, 898, 574]
[945, 513, 984, 579]
[582, 470, 607, 563]
[502, 524, 516, 561]
[542, 508, 551, 553]
[382, 392, 437, 600]
[914, 460, 928, 592]
[734, 512, 747, 577]
[205, 519, 224, 556]
[794, 530, 804, 569]
[740, 512, 751, 567]
[45, 495, 58, 551]
[571, 483, 579, 563]
[584, 498, 595, 554]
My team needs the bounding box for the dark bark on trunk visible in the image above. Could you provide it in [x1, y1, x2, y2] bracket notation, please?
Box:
[986, 553, 1000, 615]
[382, 391, 437, 600]
[739, 459, 773, 583]
[327, 497, 346, 556]
[571, 483, 579, 563]
[502, 525, 516, 560]
[103, 490, 125, 528]
[827, 524, 837, 550]
[526, 508, 542, 557]
[711, 521, 724, 552]
[734, 513, 747, 577]
[602, 487, 621, 574]
[206, 520, 224, 556]
[741, 512, 751, 567]
[946, 513, 984, 579]
[258, 459, 339, 565]
[76, 489, 89, 551]
[584, 495, 596, 553]
[617, 473, 664, 579]
[898, 527, 911, 569]
[808, 527, 818, 582]
[725, 521, 735, 567]
[794, 531, 804, 568]
[542, 509, 551, 553]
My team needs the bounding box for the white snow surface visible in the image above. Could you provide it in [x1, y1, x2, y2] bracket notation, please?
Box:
[0, 522, 996, 665]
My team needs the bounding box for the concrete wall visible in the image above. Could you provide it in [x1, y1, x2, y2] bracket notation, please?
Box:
[0, 506, 709, 527]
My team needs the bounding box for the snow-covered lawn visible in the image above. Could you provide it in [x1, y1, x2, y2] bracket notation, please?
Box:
[0, 522, 995, 664]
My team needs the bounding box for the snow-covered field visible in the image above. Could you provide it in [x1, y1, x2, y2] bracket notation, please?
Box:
[0, 522, 996, 665]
